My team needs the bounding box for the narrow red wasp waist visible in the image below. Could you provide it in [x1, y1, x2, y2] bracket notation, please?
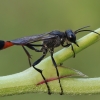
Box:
[3, 41, 14, 49]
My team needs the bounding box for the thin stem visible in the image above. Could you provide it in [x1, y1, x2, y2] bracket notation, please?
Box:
[0, 28, 100, 96]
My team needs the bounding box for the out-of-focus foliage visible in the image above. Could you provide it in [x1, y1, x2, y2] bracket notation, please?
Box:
[0, 0, 100, 100]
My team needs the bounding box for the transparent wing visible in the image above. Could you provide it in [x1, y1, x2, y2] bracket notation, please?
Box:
[10, 32, 57, 45]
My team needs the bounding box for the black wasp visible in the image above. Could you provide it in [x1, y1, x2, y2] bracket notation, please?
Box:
[0, 26, 99, 94]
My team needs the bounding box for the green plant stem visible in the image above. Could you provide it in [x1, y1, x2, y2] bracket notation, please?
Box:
[0, 28, 100, 96]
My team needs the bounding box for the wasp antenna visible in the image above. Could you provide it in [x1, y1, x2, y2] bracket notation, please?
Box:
[75, 29, 100, 35]
[74, 26, 90, 34]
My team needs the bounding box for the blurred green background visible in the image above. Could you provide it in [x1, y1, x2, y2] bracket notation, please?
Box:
[0, 0, 100, 100]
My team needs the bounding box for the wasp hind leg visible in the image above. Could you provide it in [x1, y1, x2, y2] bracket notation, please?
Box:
[32, 49, 51, 95]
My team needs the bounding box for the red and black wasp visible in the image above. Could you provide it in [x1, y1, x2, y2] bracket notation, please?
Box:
[0, 26, 99, 94]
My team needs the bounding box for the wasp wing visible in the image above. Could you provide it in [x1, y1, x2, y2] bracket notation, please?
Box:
[10, 32, 57, 45]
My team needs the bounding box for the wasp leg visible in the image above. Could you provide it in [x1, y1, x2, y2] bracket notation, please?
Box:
[23, 44, 43, 66]
[32, 49, 51, 95]
[22, 46, 32, 66]
[22, 44, 42, 66]
[26, 43, 43, 52]
[71, 44, 75, 57]
[27, 43, 43, 47]
[50, 48, 63, 95]
[62, 43, 75, 58]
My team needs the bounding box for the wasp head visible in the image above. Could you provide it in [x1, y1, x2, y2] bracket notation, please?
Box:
[65, 30, 79, 47]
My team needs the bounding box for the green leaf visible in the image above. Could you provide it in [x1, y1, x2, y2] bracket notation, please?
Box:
[37, 65, 87, 85]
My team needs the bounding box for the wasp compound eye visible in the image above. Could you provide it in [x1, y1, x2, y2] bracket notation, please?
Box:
[69, 34, 76, 43]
